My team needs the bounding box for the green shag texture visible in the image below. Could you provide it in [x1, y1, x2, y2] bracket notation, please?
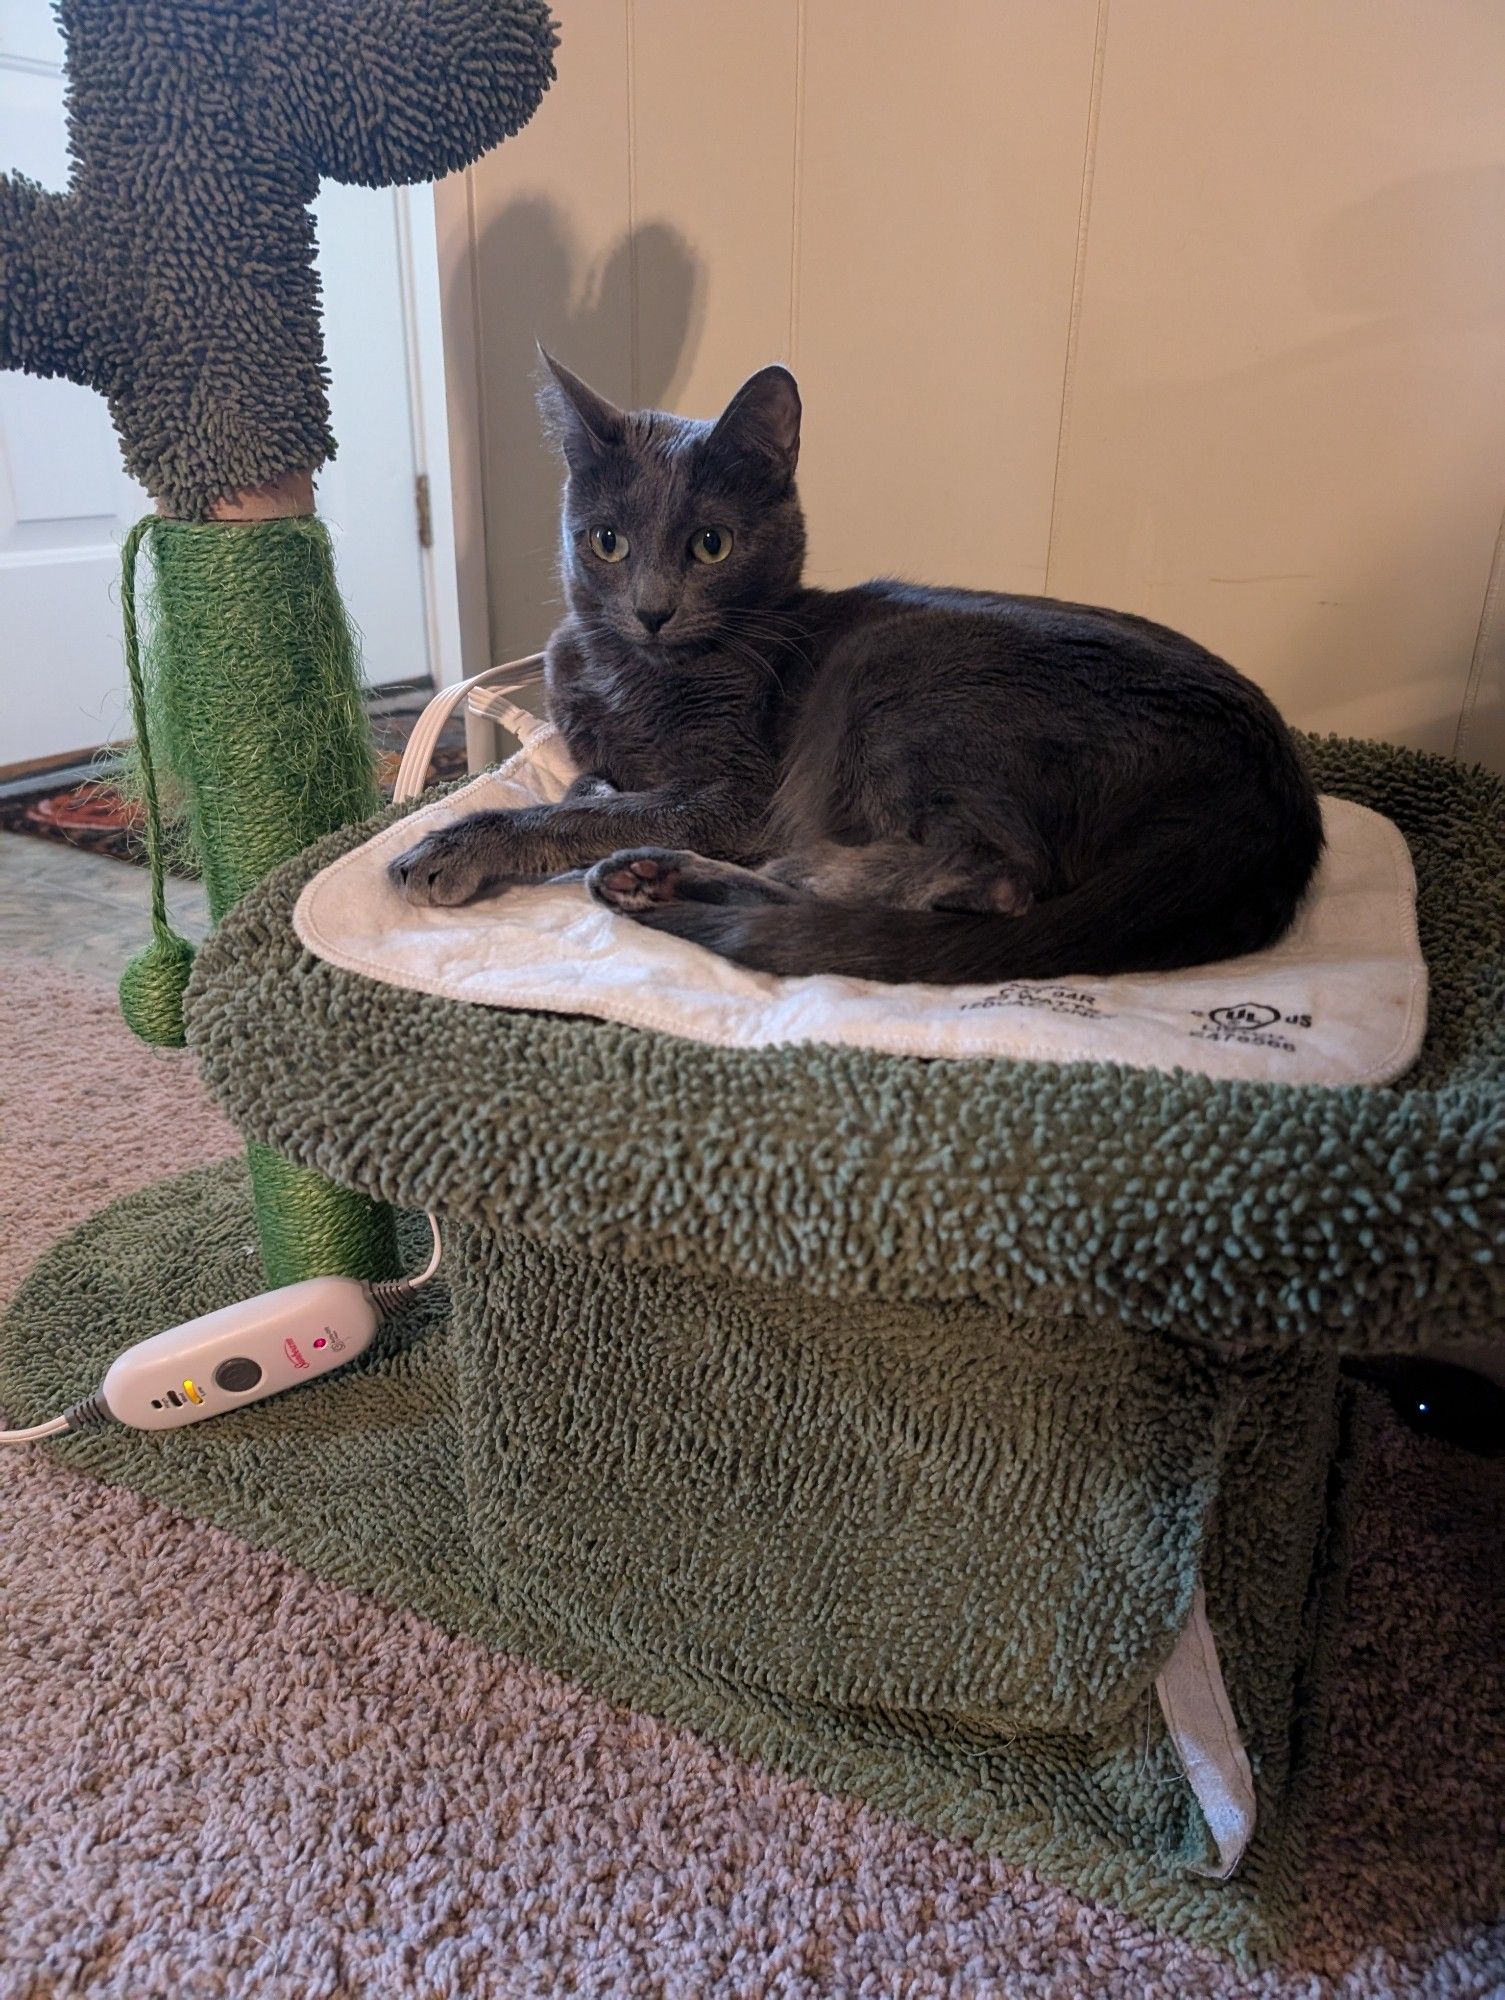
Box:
[114, 516, 204, 1049]
[0, 732, 1496, 1960]
[0, 1162, 1367, 1967]
[185, 735, 1505, 1353]
[0, 0, 556, 516]
[128, 516, 399, 1286]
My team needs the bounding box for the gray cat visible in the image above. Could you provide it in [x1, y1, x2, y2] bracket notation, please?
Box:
[390, 354, 1323, 982]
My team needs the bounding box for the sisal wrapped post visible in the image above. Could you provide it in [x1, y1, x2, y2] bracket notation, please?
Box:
[119, 502, 398, 1287]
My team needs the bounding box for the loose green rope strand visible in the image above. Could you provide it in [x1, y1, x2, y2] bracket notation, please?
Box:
[117, 518, 198, 1048]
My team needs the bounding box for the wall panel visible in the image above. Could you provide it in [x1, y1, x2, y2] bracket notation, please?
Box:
[456, 0, 1505, 768]
[628, 0, 800, 412]
[1046, 1, 1505, 756]
[467, 2, 635, 657]
[793, 0, 1099, 590]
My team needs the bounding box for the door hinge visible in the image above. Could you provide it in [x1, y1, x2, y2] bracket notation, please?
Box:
[414, 472, 434, 550]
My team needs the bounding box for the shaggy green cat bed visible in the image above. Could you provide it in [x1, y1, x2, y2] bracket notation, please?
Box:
[4, 734, 1501, 1966]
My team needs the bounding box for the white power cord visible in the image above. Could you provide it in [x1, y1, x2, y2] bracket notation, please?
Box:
[366, 1210, 444, 1316]
[414, 1212, 444, 1285]
[1, 1212, 443, 1443]
[0, 1416, 71, 1444]
[0, 659, 524, 1446]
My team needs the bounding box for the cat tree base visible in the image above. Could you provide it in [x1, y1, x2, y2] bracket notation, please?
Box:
[0, 1158, 1362, 1969]
[3, 729, 1499, 1969]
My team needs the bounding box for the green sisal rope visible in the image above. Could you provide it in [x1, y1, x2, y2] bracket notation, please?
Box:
[115, 514, 398, 1287]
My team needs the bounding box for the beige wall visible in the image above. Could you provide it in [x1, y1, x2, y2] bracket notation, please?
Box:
[458, 0, 1505, 771]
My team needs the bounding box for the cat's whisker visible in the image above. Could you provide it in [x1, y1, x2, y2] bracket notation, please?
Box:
[715, 632, 783, 692]
[723, 607, 816, 669]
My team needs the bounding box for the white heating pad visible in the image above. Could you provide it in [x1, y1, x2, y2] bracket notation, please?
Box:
[294, 728, 1426, 1085]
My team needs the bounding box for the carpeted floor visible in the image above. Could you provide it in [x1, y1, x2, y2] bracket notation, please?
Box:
[1, 952, 1500, 1999]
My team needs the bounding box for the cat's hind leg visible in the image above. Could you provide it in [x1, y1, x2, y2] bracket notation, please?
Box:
[589, 838, 1032, 920]
[779, 839, 1035, 915]
[587, 849, 805, 913]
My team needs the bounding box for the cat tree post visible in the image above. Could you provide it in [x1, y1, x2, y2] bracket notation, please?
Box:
[134, 472, 398, 1286]
[0, 0, 556, 1285]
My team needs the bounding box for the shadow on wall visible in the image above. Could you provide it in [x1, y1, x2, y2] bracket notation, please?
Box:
[465, 195, 705, 659]
[1303, 162, 1505, 321]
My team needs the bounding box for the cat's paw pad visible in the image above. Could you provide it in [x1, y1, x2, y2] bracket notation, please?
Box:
[587, 849, 686, 913]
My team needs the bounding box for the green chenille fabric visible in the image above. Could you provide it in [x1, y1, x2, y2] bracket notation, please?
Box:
[183, 735, 1502, 1352]
[1, 733, 1497, 1962]
[0, 0, 556, 517]
[0, 1168, 1364, 1966]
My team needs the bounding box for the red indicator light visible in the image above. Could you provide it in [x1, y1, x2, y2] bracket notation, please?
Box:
[313, 1337, 327, 1350]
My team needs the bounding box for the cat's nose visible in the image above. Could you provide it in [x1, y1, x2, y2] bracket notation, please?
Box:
[636, 605, 673, 636]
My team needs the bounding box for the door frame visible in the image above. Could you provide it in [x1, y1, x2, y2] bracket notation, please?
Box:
[422, 174, 493, 691]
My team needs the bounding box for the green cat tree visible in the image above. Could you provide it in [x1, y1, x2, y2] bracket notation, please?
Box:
[3, 1, 1503, 1973]
[0, 0, 556, 1282]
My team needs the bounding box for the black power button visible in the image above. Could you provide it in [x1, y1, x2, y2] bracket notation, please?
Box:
[214, 1356, 263, 1393]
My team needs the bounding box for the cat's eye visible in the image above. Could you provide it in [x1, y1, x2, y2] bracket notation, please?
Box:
[589, 525, 629, 563]
[690, 526, 733, 565]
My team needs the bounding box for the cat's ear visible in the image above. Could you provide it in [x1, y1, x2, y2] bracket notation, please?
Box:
[537, 348, 628, 469]
[708, 365, 801, 484]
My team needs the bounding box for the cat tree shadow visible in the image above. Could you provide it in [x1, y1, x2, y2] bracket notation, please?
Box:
[465, 196, 704, 656]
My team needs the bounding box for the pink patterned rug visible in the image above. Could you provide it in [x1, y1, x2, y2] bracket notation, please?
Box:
[1, 952, 1500, 1997]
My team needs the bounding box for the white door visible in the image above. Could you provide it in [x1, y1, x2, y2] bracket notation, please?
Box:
[0, 0, 435, 772]
[314, 177, 434, 703]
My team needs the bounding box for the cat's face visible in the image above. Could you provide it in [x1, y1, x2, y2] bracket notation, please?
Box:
[539, 353, 807, 654]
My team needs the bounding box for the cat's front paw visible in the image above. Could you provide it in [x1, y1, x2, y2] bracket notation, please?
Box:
[389, 823, 497, 907]
[586, 848, 687, 913]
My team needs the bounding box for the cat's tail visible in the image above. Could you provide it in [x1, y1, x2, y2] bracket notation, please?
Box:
[634, 818, 1323, 985]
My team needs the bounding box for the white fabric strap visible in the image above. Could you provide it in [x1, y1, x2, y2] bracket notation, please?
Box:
[1154, 1583, 1257, 1878]
[392, 654, 548, 806]
[467, 681, 554, 743]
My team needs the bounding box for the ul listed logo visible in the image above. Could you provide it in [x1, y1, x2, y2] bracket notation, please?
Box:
[1209, 1002, 1281, 1030]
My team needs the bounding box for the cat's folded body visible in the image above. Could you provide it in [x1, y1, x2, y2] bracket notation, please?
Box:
[392, 358, 1323, 985]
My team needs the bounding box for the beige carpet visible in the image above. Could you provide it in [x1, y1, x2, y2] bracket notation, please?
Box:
[1, 952, 1500, 1999]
